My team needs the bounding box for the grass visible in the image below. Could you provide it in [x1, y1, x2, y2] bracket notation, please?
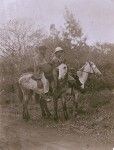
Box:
[90, 98, 109, 108]
[0, 89, 114, 142]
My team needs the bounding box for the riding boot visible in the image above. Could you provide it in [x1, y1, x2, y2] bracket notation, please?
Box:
[44, 92, 52, 102]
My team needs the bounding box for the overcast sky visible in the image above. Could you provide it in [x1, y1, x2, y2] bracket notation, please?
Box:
[1, 0, 114, 44]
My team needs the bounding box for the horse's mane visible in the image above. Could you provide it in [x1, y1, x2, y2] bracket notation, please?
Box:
[21, 67, 34, 74]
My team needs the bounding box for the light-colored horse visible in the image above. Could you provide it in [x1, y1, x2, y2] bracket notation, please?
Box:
[77, 61, 101, 89]
[18, 63, 53, 120]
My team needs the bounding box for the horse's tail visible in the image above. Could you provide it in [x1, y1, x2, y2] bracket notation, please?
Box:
[16, 82, 23, 103]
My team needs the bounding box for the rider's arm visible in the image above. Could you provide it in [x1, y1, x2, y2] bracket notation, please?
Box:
[33, 54, 41, 74]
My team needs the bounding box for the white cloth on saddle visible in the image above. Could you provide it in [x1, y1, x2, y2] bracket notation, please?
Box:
[19, 73, 49, 94]
[68, 74, 75, 81]
[41, 73, 49, 93]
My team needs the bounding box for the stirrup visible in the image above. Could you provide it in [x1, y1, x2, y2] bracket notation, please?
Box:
[31, 75, 42, 81]
[31, 75, 37, 81]
[44, 93, 52, 102]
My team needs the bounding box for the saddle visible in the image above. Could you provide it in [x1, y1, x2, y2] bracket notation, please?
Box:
[31, 75, 43, 89]
[37, 79, 44, 89]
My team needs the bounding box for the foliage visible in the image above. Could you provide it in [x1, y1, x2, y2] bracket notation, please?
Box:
[0, 20, 43, 91]
[0, 9, 114, 92]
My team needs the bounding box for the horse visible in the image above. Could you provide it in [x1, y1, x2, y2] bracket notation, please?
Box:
[18, 63, 54, 120]
[53, 63, 79, 121]
[53, 61, 102, 121]
[77, 61, 102, 89]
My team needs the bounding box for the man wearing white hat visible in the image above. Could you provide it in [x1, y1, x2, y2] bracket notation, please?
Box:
[32, 45, 49, 94]
[50, 47, 65, 88]
[51, 47, 65, 68]
[51, 47, 76, 89]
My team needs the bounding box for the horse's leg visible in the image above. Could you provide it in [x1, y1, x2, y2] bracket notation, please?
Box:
[16, 83, 23, 103]
[35, 93, 46, 117]
[23, 94, 30, 120]
[34, 92, 40, 104]
[72, 89, 79, 117]
[22, 90, 31, 120]
[42, 96, 51, 118]
[40, 97, 47, 118]
[62, 95, 68, 120]
[53, 98, 59, 121]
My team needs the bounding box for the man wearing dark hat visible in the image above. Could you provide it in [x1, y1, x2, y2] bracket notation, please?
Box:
[33, 45, 47, 74]
[32, 45, 49, 94]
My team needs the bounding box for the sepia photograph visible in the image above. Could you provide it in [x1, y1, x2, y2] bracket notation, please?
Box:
[0, 0, 114, 149]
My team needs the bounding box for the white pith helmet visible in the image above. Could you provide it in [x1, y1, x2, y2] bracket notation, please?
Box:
[54, 47, 64, 54]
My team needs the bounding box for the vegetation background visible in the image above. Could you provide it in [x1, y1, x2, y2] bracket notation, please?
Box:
[1, 8, 114, 94]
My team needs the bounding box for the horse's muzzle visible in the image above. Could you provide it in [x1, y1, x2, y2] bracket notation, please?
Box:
[58, 77, 64, 81]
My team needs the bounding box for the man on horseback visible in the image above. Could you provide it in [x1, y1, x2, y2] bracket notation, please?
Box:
[51, 47, 65, 87]
[50, 47, 75, 88]
[51, 47, 81, 90]
[52, 47, 65, 67]
[32, 45, 49, 94]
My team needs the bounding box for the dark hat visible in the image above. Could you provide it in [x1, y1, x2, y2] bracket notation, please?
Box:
[35, 45, 47, 53]
[39, 45, 47, 51]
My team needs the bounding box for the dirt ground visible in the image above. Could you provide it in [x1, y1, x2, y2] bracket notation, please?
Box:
[0, 92, 114, 150]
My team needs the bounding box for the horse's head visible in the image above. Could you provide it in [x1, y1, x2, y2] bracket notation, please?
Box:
[77, 61, 102, 89]
[86, 61, 102, 75]
[57, 63, 68, 80]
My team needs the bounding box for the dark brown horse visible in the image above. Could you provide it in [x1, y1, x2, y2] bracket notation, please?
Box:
[52, 63, 79, 121]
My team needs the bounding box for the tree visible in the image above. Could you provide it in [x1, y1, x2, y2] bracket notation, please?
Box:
[64, 8, 82, 38]
[0, 19, 43, 90]
[61, 8, 87, 68]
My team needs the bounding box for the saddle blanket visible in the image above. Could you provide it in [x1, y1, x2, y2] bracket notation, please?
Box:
[19, 73, 49, 94]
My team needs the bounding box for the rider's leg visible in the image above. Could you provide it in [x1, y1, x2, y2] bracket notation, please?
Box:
[41, 73, 49, 93]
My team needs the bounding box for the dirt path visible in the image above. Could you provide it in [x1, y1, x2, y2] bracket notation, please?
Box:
[0, 104, 114, 150]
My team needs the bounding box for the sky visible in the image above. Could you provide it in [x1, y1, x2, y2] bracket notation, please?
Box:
[1, 0, 114, 44]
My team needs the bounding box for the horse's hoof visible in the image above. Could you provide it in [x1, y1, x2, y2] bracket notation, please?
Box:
[41, 116, 47, 119]
[47, 112, 52, 118]
[54, 116, 59, 122]
[41, 113, 46, 118]
[23, 116, 30, 121]
[73, 112, 78, 118]
[64, 114, 69, 120]
[65, 116, 69, 120]
[23, 114, 30, 121]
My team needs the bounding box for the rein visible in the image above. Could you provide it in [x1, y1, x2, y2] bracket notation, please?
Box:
[57, 72, 70, 95]
[58, 72, 69, 87]
[88, 61, 96, 75]
[79, 70, 93, 74]
[78, 62, 95, 75]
